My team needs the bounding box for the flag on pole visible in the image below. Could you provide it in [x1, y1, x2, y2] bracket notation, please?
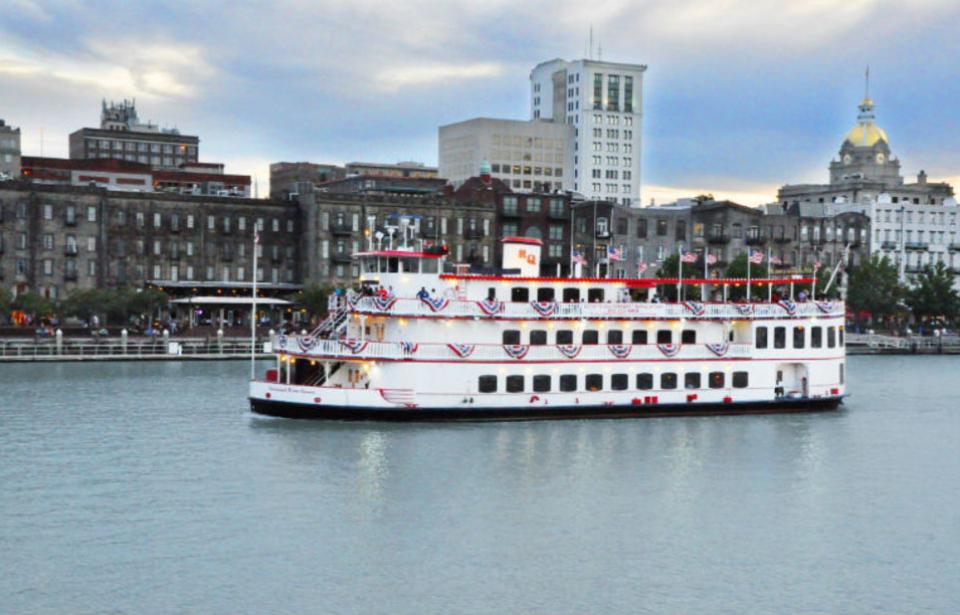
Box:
[813, 260, 822, 270]
[769, 254, 782, 265]
[637, 261, 648, 276]
[706, 253, 718, 265]
[607, 245, 623, 261]
[571, 249, 587, 266]
[680, 249, 698, 263]
[748, 249, 764, 264]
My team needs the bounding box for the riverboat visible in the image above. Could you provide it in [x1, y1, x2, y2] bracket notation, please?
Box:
[249, 237, 846, 421]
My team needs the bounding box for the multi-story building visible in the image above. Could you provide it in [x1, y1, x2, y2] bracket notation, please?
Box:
[438, 118, 573, 192]
[69, 100, 200, 169]
[530, 58, 647, 206]
[0, 184, 299, 299]
[294, 184, 498, 284]
[344, 161, 437, 179]
[270, 162, 346, 199]
[21, 157, 251, 197]
[0, 119, 21, 180]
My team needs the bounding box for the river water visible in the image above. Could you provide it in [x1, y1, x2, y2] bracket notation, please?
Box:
[1, 357, 958, 614]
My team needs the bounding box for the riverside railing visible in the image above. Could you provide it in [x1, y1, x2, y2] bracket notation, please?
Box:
[347, 297, 845, 320]
[0, 336, 273, 359]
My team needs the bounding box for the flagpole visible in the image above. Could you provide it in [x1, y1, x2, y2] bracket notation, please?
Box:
[250, 225, 258, 380]
[746, 249, 751, 302]
[702, 249, 708, 301]
[812, 264, 818, 300]
[767, 247, 773, 302]
[677, 246, 682, 302]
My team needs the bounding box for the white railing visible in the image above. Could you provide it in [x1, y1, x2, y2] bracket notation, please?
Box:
[347, 297, 844, 321]
[274, 336, 753, 362]
[0, 337, 271, 360]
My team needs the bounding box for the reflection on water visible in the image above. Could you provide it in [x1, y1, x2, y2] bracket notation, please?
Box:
[1, 357, 958, 615]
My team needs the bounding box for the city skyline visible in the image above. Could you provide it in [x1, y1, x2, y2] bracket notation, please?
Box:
[3, 0, 960, 204]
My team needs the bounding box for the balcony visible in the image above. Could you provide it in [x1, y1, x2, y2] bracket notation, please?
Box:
[464, 227, 484, 240]
[330, 222, 354, 236]
[331, 252, 352, 264]
[64, 270, 78, 281]
[881, 241, 898, 250]
[904, 241, 929, 251]
[745, 234, 765, 246]
[905, 264, 925, 274]
[501, 208, 521, 219]
[64, 245, 78, 256]
[773, 236, 792, 244]
[949, 244, 960, 252]
[707, 232, 729, 244]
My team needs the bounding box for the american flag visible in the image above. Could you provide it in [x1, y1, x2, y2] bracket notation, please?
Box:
[813, 260, 822, 270]
[607, 245, 623, 261]
[769, 254, 782, 265]
[706, 253, 718, 265]
[571, 249, 587, 266]
[637, 261, 648, 275]
[748, 249, 764, 264]
[680, 249, 698, 263]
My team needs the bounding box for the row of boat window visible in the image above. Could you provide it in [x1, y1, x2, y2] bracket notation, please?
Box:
[756, 325, 843, 349]
[491, 287, 611, 303]
[477, 371, 750, 393]
[502, 328, 699, 346]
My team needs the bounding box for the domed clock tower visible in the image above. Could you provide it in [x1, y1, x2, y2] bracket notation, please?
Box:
[828, 95, 901, 186]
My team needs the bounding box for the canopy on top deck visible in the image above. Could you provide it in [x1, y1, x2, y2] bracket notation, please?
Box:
[439, 274, 815, 288]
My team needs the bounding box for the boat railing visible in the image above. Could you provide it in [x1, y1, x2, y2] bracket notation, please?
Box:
[273, 336, 754, 362]
[346, 296, 844, 320]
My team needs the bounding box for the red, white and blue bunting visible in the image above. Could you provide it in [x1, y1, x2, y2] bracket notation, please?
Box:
[778, 299, 798, 316]
[277, 334, 289, 349]
[556, 344, 582, 359]
[683, 300, 706, 317]
[400, 341, 419, 354]
[296, 335, 319, 352]
[530, 301, 558, 318]
[339, 338, 369, 354]
[657, 343, 681, 358]
[735, 304, 755, 316]
[608, 344, 632, 359]
[706, 342, 730, 357]
[347, 294, 363, 309]
[419, 294, 449, 313]
[447, 343, 476, 358]
[476, 298, 504, 317]
[372, 293, 398, 312]
[815, 301, 835, 314]
[503, 344, 530, 360]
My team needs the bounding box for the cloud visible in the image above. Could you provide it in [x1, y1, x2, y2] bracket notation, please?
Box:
[375, 62, 504, 90]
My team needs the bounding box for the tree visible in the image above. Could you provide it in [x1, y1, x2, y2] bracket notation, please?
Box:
[847, 255, 906, 325]
[0, 287, 11, 316]
[12, 292, 53, 320]
[723, 253, 769, 301]
[906, 261, 960, 325]
[291, 284, 334, 319]
[126, 288, 169, 321]
[654, 254, 699, 301]
[60, 289, 108, 322]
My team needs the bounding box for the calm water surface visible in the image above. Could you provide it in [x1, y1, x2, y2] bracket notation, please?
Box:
[1, 357, 958, 614]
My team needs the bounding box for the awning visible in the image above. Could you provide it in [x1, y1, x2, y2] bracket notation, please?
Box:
[170, 296, 292, 306]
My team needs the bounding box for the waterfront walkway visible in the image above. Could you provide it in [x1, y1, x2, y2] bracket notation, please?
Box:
[0, 336, 272, 362]
[846, 333, 960, 354]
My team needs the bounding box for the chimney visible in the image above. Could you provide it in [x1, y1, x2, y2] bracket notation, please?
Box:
[479, 160, 492, 185]
[918, 170, 927, 185]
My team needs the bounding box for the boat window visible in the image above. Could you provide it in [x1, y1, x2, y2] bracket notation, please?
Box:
[611, 374, 628, 390]
[657, 330, 672, 344]
[709, 372, 724, 388]
[530, 330, 548, 345]
[559, 374, 577, 392]
[732, 371, 749, 388]
[511, 287, 529, 302]
[421, 258, 439, 273]
[487, 287, 496, 300]
[756, 326, 768, 349]
[827, 326, 836, 348]
[387, 257, 399, 272]
[556, 329, 574, 344]
[506, 375, 525, 393]
[839, 327, 844, 346]
[582, 330, 599, 345]
[774, 326, 786, 349]
[503, 330, 521, 344]
[478, 376, 497, 393]
[661, 373, 678, 389]
[811, 326, 823, 348]
[588, 288, 605, 303]
[537, 287, 555, 302]
[632, 330, 648, 345]
[533, 375, 551, 393]
[562, 288, 580, 303]
[607, 330, 623, 344]
[637, 373, 654, 390]
[793, 326, 806, 349]
[681, 329, 697, 344]
[585, 373, 603, 391]
[362, 258, 377, 273]
[685, 373, 701, 389]
[401, 257, 420, 273]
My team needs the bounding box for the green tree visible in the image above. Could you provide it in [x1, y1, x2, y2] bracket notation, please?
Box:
[847, 255, 906, 324]
[291, 284, 334, 319]
[127, 288, 169, 321]
[906, 261, 960, 325]
[0, 287, 11, 316]
[723, 253, 769, 300]
[61, 289, 108, 322]
[655, 254, 699, 301]
[12, 292, 53, 319]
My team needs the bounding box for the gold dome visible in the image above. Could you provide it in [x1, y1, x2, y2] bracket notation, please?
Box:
[844, 123, 888, 147]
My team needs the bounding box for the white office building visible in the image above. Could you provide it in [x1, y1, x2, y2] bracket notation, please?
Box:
[530, 58, 647, 206]
[438, 118, 574, 192]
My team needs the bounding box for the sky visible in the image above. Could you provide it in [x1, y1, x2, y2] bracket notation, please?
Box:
[2, 0, 960, 205]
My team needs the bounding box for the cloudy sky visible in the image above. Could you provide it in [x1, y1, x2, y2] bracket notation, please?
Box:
[2, 0, 959, 204]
